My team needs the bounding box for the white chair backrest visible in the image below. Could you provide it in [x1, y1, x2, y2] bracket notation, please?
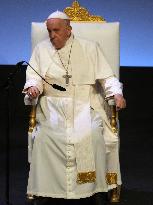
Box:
[31, 21, 120, 77]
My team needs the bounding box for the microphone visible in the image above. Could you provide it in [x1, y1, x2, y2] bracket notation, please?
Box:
[16, 61, 66, 91]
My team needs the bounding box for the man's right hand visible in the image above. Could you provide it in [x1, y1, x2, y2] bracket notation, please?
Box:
[27, 86, 40, 98]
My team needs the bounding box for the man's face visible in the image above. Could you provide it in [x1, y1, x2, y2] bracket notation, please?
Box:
[46, 18, 71, 49]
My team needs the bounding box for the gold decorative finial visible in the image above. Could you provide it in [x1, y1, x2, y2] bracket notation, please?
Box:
[64, 0, 105, 22]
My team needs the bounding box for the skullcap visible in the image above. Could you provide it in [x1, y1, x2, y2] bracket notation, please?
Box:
[47, 10, 70, 20]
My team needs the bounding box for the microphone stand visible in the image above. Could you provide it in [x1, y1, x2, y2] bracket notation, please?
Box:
[2, 65, 21, 205]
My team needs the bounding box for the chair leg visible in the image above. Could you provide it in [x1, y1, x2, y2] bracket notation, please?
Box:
[110, 185, 121, 203]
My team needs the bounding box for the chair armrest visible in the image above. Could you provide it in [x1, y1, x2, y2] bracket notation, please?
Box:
[107, 98, 118, 133]
[28, 105, 36, 133]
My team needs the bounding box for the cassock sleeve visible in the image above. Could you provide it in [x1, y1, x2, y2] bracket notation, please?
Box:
[101, 77, 123, 98]
[23, 45, 43, 105]
[94, 43, 123, 98]
[23, 45, 43, 94]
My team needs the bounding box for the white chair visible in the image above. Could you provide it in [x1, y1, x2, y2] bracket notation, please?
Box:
[29, 0, 121, 202]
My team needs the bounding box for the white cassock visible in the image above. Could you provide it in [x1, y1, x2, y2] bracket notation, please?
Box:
[24, 34, 122, 199]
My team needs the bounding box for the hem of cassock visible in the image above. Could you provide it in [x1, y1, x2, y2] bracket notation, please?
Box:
[27, 188, 108, 199]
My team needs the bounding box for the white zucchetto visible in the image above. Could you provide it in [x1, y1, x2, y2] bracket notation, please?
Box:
[47, 10, 70, 20]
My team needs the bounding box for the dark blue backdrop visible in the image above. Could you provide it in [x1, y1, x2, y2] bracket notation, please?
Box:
[0, 0, 153, 66]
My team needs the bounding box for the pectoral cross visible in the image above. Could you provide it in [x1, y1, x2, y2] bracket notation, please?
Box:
[63, 71, 72, 86]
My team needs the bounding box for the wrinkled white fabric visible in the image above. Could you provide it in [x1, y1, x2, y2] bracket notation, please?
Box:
[25, 34, 122, 198]
[103, 76, 123, 98]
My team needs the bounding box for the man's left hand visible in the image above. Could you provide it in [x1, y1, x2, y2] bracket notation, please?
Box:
[114, 94, 126, 110]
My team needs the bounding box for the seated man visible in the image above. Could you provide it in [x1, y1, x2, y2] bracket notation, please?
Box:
[23, 11, 126, 205]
